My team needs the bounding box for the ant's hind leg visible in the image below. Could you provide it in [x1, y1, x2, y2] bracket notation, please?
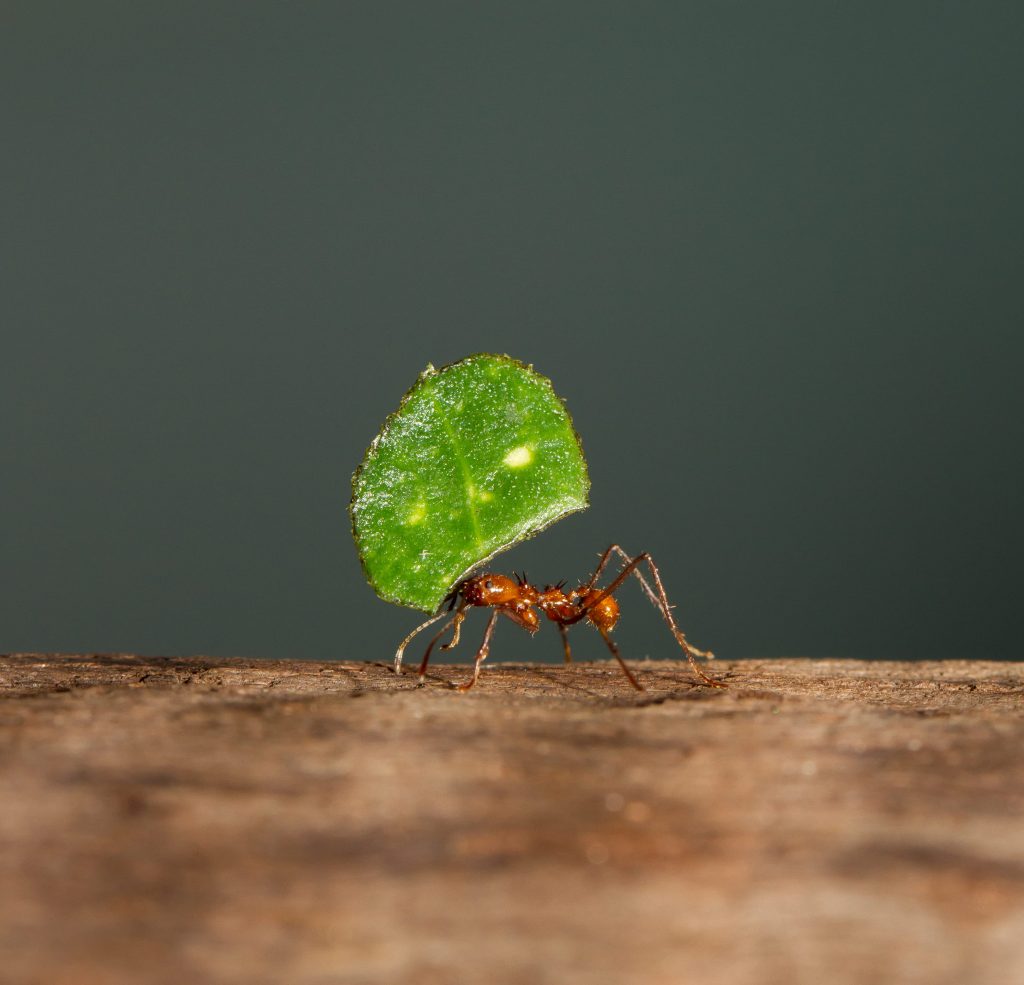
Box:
[614, 548, 725, 688]
[582, 544, 619, 591]
[605, 545, 663, 612]
[457, 609, 499, 693]
[596, 626, 643, 691]
[557, 622, 573, 664]
[571, 546, 724, 688]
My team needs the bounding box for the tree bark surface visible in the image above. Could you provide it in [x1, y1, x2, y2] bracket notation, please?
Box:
[1, 654, 1022, 985]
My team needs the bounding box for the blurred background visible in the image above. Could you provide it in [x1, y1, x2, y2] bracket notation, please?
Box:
[3, 2, 1022, 665]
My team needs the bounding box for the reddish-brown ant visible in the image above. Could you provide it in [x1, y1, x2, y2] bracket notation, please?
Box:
[394, 544, 724, 692]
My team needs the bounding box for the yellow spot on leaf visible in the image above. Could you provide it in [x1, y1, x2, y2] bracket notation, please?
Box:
[503, 445, 534, 468]
[405, 502, 427, 525]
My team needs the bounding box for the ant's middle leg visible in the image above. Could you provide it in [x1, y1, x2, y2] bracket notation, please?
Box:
[457, 609, 500, 693]
[557, 622, 573, 664]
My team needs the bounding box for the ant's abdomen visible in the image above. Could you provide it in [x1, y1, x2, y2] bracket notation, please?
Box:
[578, 589, 620, 631]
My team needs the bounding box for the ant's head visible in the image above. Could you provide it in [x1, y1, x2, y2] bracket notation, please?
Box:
[462, 573, 524, 607]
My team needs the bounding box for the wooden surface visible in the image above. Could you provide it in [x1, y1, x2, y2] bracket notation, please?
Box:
[1, 654, 1023, 985]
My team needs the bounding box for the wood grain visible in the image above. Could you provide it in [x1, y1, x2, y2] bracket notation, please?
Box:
[2, 654, 1022, 985]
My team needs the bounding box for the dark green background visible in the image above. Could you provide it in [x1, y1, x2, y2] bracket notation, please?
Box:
[4, 3, 1022, 665]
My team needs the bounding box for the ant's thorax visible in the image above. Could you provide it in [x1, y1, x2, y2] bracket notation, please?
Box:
[459, 573, 620, 632]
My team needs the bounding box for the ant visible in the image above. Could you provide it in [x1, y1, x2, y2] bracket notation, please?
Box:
[394, 544, 724, 693]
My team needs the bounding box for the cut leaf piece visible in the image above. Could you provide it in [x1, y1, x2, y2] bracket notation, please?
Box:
[351, 353, 590, 613]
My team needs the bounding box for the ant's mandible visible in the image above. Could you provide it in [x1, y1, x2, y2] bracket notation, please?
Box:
[394, 544, 724, 693]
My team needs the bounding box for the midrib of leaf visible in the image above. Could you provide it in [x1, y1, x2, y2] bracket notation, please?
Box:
[427, 385, 484, 554]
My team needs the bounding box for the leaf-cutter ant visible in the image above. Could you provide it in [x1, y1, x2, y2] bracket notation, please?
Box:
[394, 544, 724, 692]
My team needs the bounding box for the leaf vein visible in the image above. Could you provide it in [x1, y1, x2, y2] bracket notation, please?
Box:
[427, 386, 484, 554]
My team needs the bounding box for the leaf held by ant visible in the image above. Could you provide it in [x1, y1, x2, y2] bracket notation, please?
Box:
[350, 354, 590, 613]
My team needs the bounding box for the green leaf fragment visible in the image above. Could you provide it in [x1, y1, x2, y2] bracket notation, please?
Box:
[350, 353, 590, 613]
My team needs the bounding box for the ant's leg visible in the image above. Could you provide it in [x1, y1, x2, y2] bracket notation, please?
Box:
[440, 605, 468, 651]
[415, 617, 454, 678]
[417, 602, 469, 680]
[457, 609, 499, 693]
[561, 553, 650, 627]
[581, 545, 619, 591]
[394, 611, 448, 674]
[395, 592, 459, 673]
[557, 622, 573, 664]
[567, 547, 724, 688]
[632, 553, 722, 687]
[596, 626, 644, 691]
[606, 547, 724, 688]
[605, 544, 663, 611]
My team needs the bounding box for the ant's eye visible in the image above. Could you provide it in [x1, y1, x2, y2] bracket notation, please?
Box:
[485, 579, 494, 590]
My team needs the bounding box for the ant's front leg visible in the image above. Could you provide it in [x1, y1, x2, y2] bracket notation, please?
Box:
[418, 600, 469, 679]
[393, 591, 460, 674]
[394, 611, 448, 675]
[440, 604, 468, 651]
